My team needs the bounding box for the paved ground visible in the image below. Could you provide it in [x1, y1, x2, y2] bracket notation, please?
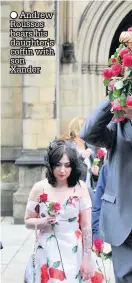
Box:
[0, 217, 115, 283]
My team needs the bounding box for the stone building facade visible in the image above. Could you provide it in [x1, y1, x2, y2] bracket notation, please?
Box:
[1, 0, 132, 223]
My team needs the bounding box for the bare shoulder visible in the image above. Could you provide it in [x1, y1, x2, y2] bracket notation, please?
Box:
[28, 178, 48, 200]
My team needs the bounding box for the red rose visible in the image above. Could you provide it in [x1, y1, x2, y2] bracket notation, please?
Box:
[97, 148, 106, 159]
[52, 202, 61, 211]
[111, 58, 117, 64]
[91, 271, 104, 283]
[112, 63, 122, 76]
[128, 27, 132, 32]
[39, 193, 48, 202]
[49, 267, 65, 281]
[119, 47, 129, 58]
[41, 264, 49, 283]
[75, 230, 82, 239]
[108, 80, 115, 90]
[93, 239, 103, 251]
[103, 68, 112, 79]
[123, 54, 132, 67]
[111, 101, 123, 111]
[68, 197, 76, 207]
[126, 96, 132, 107]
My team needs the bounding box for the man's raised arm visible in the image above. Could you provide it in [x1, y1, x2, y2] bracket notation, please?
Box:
[80, 96, 115, 149]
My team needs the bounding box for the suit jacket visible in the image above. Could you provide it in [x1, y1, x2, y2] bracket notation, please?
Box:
[92, 162, 108, 241]
[80, 96, 132, 246]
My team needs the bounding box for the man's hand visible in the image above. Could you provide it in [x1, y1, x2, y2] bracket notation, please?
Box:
[91, 165, 99, 176]
[82, 148, 92, 159]
[122, 107, 132, 120]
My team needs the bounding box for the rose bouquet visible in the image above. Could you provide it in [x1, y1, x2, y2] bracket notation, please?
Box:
[39, 193, 61, 217]
[103, 27, 132, 122]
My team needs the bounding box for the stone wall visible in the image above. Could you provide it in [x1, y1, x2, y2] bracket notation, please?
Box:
[1, 1, 23, 149]
[22, 1, 57, 149]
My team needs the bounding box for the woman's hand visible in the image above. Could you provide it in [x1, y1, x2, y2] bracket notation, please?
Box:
[39, 215, 57, 228]
[91, 165, 99, 176]
[80, 254, 95, 281]
[82, 149, 92, 159]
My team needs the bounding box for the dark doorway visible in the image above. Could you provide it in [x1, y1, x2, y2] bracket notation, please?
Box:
[109, 10, 132, 58]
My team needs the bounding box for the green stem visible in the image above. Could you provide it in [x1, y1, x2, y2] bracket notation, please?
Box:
[45, 201, 66, 278]
[52, 225, 66, 279]
[101, 254, 108, 283]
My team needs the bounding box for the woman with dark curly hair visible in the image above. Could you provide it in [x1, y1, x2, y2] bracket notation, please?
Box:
[24, 140, 94, 283]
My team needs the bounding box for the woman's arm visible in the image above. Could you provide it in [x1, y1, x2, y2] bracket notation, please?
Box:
[25, 182, 56, 230]
[79, 181, 95, 280]
[79, 181, 92, 258]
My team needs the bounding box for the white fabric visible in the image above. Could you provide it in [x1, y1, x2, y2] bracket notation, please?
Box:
[26, 199, 38, 212]
[79, 198, 92, 211]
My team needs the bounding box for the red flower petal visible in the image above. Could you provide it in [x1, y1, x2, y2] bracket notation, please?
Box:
[91, 271, 104, 283]
[75, 230, 82, 239]
[39, 193, 48, 202]
[49, 267, 65, 281]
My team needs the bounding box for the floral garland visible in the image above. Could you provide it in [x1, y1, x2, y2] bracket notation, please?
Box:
[103, 27, 132, 122]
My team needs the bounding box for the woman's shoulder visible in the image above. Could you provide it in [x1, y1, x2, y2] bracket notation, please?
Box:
[29, 178, 49, 199]
[76, 180, 87, 192]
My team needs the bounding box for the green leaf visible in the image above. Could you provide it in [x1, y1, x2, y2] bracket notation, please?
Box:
[103, 79, 110, 86]
[108, 58, 112, 65]
[120, 93, 126, 106]
[118, 43, 124, 51]
[114, 80, 123, 90]
[78, 271, 82, 283]
[72, 245, 78, 253]
[47, 235, 55, 241]
[113, 110, 125, 119]
[53, 261, 61, 268]
[68, 217, 77, 222]
[46, 257, 50, 267]
[109, 91, 115, 102]
[75, 271, 82, 283]
[103, 251, 112, 260]
[64, 199, 69, 207]
[114, 51, 118, 58]
[48, 202, 53, 210]
[93, 158, 100, 166]
[98, 267, 102, 273]
[113, 89, 120, 96]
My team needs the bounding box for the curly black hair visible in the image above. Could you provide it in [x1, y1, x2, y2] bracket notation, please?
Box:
[45, 139, 81, 187]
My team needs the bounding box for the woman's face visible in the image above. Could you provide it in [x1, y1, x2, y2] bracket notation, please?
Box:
[53, 154, 72, 183]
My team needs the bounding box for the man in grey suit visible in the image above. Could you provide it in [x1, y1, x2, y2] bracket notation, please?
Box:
[80, 96, 132, 283]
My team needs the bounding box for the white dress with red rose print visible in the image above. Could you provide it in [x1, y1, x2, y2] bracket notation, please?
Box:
[24, 194, 92, 283]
